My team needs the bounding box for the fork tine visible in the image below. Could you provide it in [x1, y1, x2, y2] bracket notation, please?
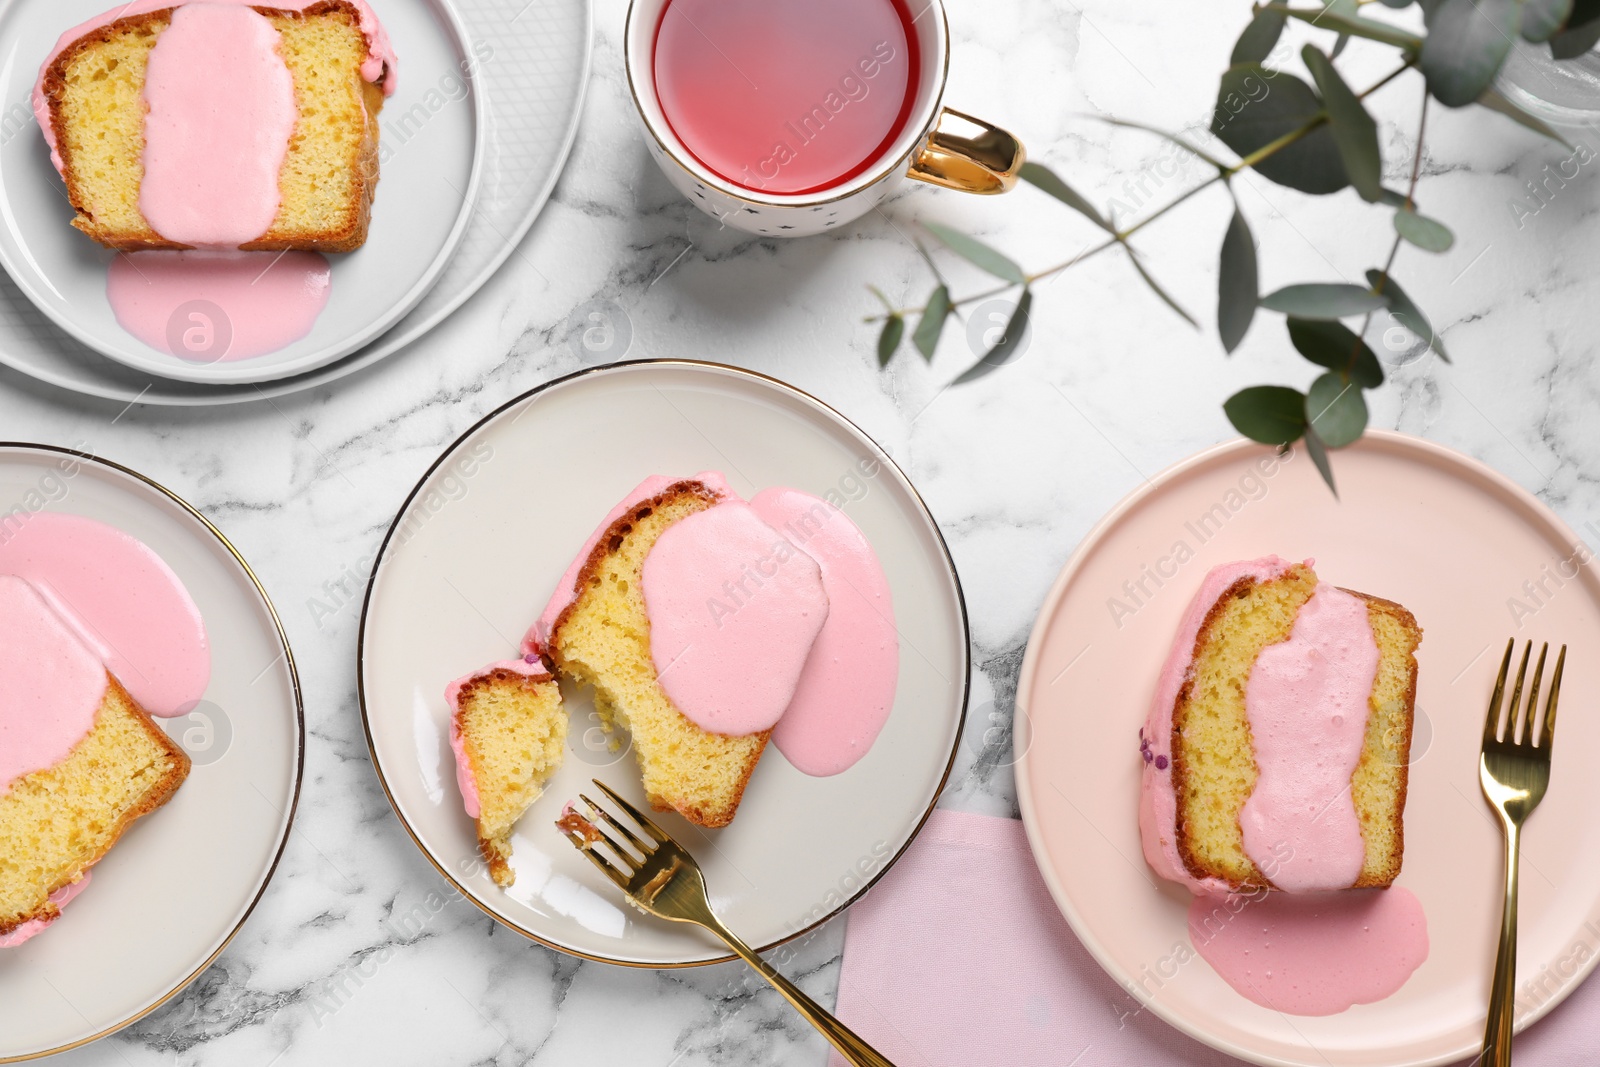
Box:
[573, 798, 646, 873]
[1521, 644, 1548, 746]
[563, 829, 632, 889]
[1485, 639, 1515, 744]
[579, 792, 654, 857]
[1506, 642, 1532, 744]
[593, 779, 672, 844]
[1542, 645, 1567, 749]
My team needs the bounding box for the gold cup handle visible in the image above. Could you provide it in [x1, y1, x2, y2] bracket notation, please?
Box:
[908, 108, 1026, 194]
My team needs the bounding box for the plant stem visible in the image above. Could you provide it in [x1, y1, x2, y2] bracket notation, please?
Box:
[1353, 90, 1429, 369]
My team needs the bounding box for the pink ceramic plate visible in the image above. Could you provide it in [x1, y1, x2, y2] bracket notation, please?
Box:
[1015, 431, 1600, 1067]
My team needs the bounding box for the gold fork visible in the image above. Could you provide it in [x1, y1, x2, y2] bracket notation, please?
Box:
[1480, 639, 1567, 1066]
[559, 780, 898, 1067]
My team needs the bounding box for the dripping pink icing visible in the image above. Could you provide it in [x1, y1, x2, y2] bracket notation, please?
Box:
[522, 472, 732, 656]
[0, 871, 93, 948]
[107, 251, 332, 362]
[1240, 584, 1379, 892]
[1138, 555, 1295, 893]
[749, 487, 898, 776]
[641, 501, 829, 736]
[1187, 887, 1428, 1015]
[0, 576, 109, 795]
[33, 0, 399, 176]
[445, 657, 553, 820]
[138, 4, 298, 248]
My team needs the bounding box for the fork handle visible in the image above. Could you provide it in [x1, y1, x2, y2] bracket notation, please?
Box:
[1483, 821, 1522, 1067]
[703, 919, 899, 1067]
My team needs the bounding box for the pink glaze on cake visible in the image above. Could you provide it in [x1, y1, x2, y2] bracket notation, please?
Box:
[107, 251, 332, 362]
[444, 656, 553, 820]
[1138, 556, 1295, 893]
[0, 577, 109, 795]
[0, 512, 210, 719]
[641, 501, 829, 736]
[1240, 584, 1379, 892]
[0, 871, 93, 948]
[522, 472, 732, 656]
[749, 487, 898, 775]
[138, 4, 299, 248]
[1187, 887, 1428, 1015]
[34, 0, 399, 175]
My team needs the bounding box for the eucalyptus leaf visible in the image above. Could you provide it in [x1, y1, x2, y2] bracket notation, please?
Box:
[913, 285, 951, 361]
[1305, 371, 1370, 447]
[924, 223, 1028, 285]
[1287, 317, 1385, 387]
[1219, 208, 1259, 353]
[1569, 0, 1600, 26]
[1420, 0, 1521, 107]
[1303, 46, 1384, 201]
[1330, 32, 1351, 58]
[1477, 86, 1572, 144]
[1232, 8, 1288, 64]
[1128, 251, 1199, 328]
[1304, 426, 1339, 495]
[1260, 283, 1390, 318]
[1377, 187, 1412, 207]
[1521, 0, 1573, 42]
[1366, 270, 1450, 362]
[953, 290, 1033, 384]
[1394, 208, 1456, 252]
[1377, 0, 1414, 7]
[1225, 385, 1308, 445]
[1210, 64, 1349, 195]
[1018, 162, 1111, 231]
[877, 315, 904, 367]
[1551, 16, 1600, 57]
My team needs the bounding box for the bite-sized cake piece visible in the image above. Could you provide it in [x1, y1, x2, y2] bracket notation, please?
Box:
[35, 0, 396, 251]
[1139, 557, 1421, 894]
[448, 660, 567, 887]
[0, 577, 191, 943]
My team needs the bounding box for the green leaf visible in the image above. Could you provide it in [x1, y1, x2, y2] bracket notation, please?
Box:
[1018, 162, 1111, 231]
[1225, 385, 1308, 445]
[1305, 371, 1370, 447]
[1287, 318, 1385, 387]
[1232, 8, 1287, 63]
[1303, 426, 1339, 495]
[1420, 0, 1521, 107]
[952, 290, 1032, 384]
[1394, 207, 1456, 252]
[1476, 86, 1572, 144]
[1377, 0, 1414, 7]
[877, 315, 904, 367]
[1367, 270, 1450, 362]
[1210, 64, 1349, 195]
[924, 223, 1027, 285]
[1302, 45, 1384, 202]
[1330, 32, 1351, 58]
[1260, 283, 1390, 318]
[1127, 251, 1199, 328]
[913, 285, 951, 361]
[1522, 0, 1573, 41]
[1218, 208, 1259, 353]
[1551, 17, 1600, 57]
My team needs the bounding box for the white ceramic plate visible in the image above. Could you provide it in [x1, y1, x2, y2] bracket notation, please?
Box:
[359, 361, 969, 966]
[0, 0, 589, 405]
[1015, 432, 1600, 1067]
[0, 0, 483, 385]
[0, 444, 303, 1063]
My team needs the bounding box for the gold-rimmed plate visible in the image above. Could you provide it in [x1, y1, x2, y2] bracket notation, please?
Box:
[0, 445, 303, 1062]
[358, 360, 970, 966]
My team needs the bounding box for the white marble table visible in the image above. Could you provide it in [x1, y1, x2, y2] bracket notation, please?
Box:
[6, 0, 1596, 1063]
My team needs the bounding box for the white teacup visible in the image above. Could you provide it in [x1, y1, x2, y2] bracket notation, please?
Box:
[624, 0, 1026, 237]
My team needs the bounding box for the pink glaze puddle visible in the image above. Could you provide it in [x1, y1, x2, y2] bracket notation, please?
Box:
[1240, 584, 1379, 891]
[750, 487, 898, 776]
[139, 4, 298, 248]
[1188, 887, 1428, 1015]
[0, 871, 93, 948]
[445, 656, 553, 820]
[0, 511, 210, 721]
[641, 501, 829, 736]
[107, 251, 332, 362]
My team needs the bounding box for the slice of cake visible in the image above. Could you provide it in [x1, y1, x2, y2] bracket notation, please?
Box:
[36, 1, 394, 251]
[448, 660, 567, 887]
[1138, 557, 1421, 894]
[0, 576, 191, 943]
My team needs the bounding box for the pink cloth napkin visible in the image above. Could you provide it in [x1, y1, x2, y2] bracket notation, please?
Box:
[830, 808, 1600, 1067]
